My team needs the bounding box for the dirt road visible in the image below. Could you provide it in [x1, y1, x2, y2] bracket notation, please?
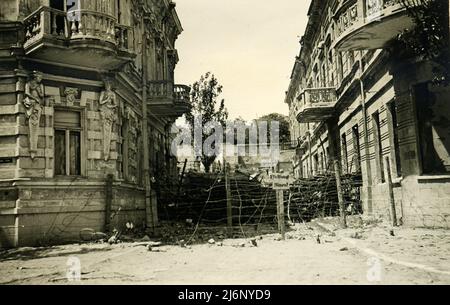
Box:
[1, 221, 449, 285]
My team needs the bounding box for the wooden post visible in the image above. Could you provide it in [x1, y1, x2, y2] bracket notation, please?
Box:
[334, 160, 347, 228]
[276, 190, 280, 231]
[385, 157, 397, 227]
[224, 162, 233, 237]
[177, 159, 187, 197]
[277, 189, 285, 240]
[105, 174, 113, 233]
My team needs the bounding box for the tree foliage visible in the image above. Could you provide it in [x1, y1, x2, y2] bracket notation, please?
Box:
[256, 113, 291, 145]
[185, 72, 228, 172]
[396, 0, 450, 84]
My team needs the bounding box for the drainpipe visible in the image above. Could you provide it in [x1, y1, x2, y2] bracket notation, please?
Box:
[359, 51, 373, 214]
[307, 123, 313, 176]
[142, 28, 154, 232]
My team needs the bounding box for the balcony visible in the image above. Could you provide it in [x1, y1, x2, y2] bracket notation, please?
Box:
[333, 0, 419, 51]
[147, 81, 191, 117]
[294, 88, 337, 122]
[22, 5, 135, 70]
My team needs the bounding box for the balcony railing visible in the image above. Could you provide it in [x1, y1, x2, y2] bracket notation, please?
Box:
[22, 6, 134, 58]
[68, 9, 116, 43]
[333, 0, 418, 50]
[294, 88, 337, 122]
[174, 84, 191, 103]
[115, 24, 133, 51]
[302, 87, 337, 105]
[148, 81, 191, 102]
[147, 81, 191, 117]
[148, 80, 174, 100]
[23, 6, 69, 48]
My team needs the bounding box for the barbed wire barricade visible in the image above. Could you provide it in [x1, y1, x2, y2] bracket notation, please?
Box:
[157, 166, 363, 243]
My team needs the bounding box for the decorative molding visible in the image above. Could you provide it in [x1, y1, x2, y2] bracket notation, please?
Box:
[23, 71, 44, 159]
[99, 78, 118, 161]
[64, 87, 80, 106]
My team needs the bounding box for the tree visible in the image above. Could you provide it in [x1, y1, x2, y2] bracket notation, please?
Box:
[395, 0, 450, 84]
[256, 113, 291, 146]
[185, 72, 228, 173]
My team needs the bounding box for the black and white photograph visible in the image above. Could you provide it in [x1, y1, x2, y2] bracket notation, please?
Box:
[0, 0, 449, 289]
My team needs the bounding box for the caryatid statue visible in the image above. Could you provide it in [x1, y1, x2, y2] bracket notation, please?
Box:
[99, 79, 118, 161]
[23, 71, 44, 160]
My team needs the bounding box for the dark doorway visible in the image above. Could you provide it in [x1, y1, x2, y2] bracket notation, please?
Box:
[414, 83, 450, 174]
[50, 0, 65, 10]
[50, 0, 66, 35]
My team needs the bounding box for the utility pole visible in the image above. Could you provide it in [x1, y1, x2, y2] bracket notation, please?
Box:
[224, 161, 233, 237]
[334, 160, 347, 229]
[385, 157, 397, 227]
[276, 189, 286, 240]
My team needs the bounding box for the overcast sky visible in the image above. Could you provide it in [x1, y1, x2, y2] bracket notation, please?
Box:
[174, 0, 310, 121]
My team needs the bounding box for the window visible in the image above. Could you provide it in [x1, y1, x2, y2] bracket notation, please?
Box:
[321, 65, 327, 87]
[121, 120, 129, 180]
[387, 101, 402, 177]
[326, 147, 330, 169]
[352, 125, 361, 173]
[341, 133, 348, 174]
[337, 52, 343, 83]
[54, 110, 82, 176]
[349, 51, 355, 67]
[117, 0, 122, 24]
[320, 151, 325, 174]
[313, 153, 319, 175]
[372, 112, 385, 183]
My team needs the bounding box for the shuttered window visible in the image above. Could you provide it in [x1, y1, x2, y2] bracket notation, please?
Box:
[54, 110, 82, 176]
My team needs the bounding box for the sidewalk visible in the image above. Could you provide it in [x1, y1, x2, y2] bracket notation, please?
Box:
[313, 216, 450, 281]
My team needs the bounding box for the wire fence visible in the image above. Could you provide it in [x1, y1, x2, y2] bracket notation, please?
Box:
[157, 168, 363, 240]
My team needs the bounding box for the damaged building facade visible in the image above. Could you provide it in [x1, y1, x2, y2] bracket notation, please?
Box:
[0, 0, 190, 247]
[286, 0, 450, 228]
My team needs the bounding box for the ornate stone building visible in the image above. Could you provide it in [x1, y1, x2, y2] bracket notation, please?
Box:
[0, 0, 190, 247]
[286, 0, 450, 228]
